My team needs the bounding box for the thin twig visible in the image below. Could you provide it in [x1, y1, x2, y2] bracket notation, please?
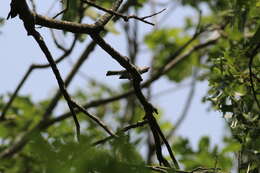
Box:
[0, 35, 77, 121]
[167, 68, 198, 138]
[157, 1, 178, 26]
[0, 67, 32, 121]
[65, 59, 116, 94]
[120, 12, 139, 126]
[146, 166, 221, 173]
[30, 30, 81, 141]
[155, 13, 205, 75]
[90, 33, 181, 168]
[50, 29, 68, 51]
[151, 83, 191, 98]
[152, 116, 179, 168]
[147, 69, 199, 162]
[0, 0, 134, 159]
[40, 41, 96, 121]
[144, 37, 220, 87]
[72, 102, 116, 137]
[92, 120, 148, 146]
[9, 0, 79, 141]
[46, 35, 220, 131]
[94, 0, 123, 27]
[83, 0, 165, 26]
[53, 0, 70, 19]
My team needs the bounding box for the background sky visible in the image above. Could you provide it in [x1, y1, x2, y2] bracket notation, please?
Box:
[0, 0, 226, 149]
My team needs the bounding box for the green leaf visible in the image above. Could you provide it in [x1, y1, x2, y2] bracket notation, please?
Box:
[222, 137, 241, 153]
[145, 28, 199, 82]
[198, 136, 210, 152]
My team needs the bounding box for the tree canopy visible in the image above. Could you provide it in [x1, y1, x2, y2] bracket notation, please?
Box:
[0, 0, 259, 173]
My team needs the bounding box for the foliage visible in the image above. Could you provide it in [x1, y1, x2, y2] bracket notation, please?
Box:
[173, 136, 238, 171]
[145, 28, 200, 82]
[203, 1, 260, 171]
[1, 0, 260, 172]
[0, 133, 149, 173]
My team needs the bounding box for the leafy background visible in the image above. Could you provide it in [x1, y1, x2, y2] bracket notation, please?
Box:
[0, 0, 260, 172]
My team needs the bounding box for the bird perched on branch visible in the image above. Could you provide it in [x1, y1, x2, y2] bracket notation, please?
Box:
[106, 66, 150, 79]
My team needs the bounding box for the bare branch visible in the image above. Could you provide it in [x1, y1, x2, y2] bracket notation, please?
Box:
[0, 67, 32, 121]
[0, 0, 135, 158]
[47, 34, 220, 130]
[50, 29, 68, 51]
[93, 120, 148, 146]
[7, 0, 116, 142]
[83, 0, 165, 26]
[143, 37, 220, 87]
[72, 102, 116, 137]
[7, 0, 120, 34]
[35, 14, 98, 34]
[89, 32, 180, 168]
[93, 0, 123, 27]
[30, 28, 81, 141]
[0, 29, 78, 121]
[53, 0, 70, 19]
[167, 68, 198, 138]
[1, 35, 218, 159]
[146, 166, 221, 173]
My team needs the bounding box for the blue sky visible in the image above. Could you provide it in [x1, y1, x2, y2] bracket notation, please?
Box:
[0, 0, 226, 149]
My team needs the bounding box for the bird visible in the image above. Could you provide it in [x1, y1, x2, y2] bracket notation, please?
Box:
[106, 66, 150, 79]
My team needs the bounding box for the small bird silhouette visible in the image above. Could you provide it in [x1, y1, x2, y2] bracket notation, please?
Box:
[106, 66, 150, 79]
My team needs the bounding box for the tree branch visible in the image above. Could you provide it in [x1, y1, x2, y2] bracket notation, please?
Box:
[46, 35, 220, 130]
[83, 0, 165, 26]
[0, 35, 77, 121]
[93, 120, 149, 146]
[0, 0, 134, 158]
[90, 33, 180, 168]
